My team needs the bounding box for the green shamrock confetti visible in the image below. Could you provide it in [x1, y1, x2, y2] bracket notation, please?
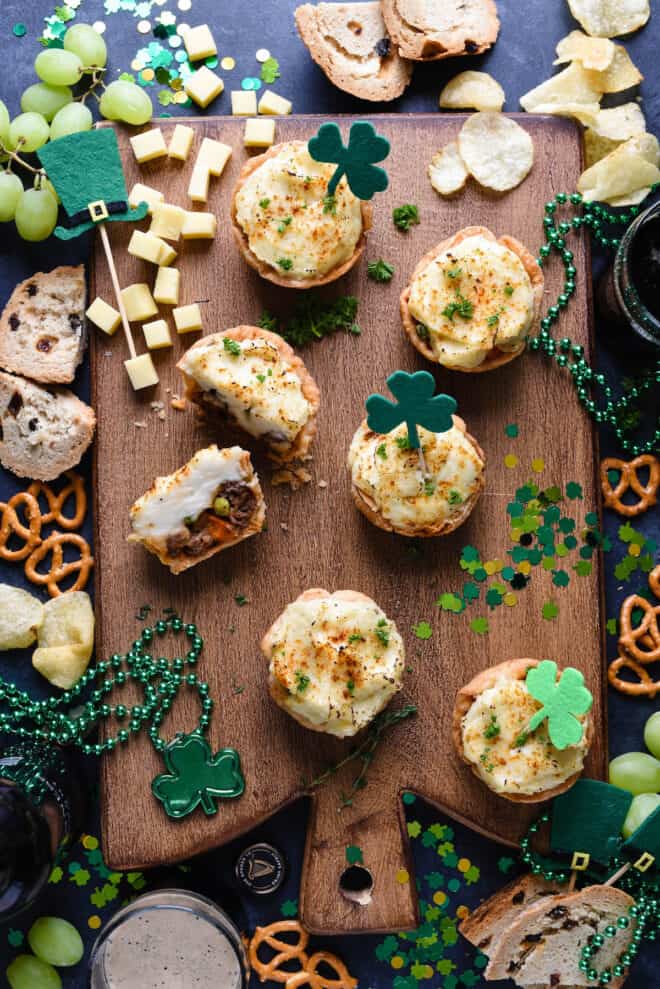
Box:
[280, 898, 298, 918]
[7, 930, 24, 948]
[412, 620, 433, 639]
[366, 371, 456, 449]
[525, 660, 592, 749]
[70, 868, 91, 886]
[48, 866, 63, 884]
[308, 121, 390, 200]
[542, 601, 559, 620]
[407, 820, 422, 838]
[469, 617, 489, 635]
[498, 856, 516, 873]
[436, 593, 464, 613]
[345, 845, 364, 865]
[151, 732, 244, 819]
[260, 56, 280, 84]
[505, 423, 519, 438]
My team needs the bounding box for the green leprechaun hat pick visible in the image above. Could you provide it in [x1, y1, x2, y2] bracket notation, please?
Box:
[37, 128, 148, 240]
[551, 780, 633, 869]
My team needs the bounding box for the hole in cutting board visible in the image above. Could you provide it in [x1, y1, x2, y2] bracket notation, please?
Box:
[339, 865, 373, 906]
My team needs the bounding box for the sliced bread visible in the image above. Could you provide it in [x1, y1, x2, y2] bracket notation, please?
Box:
[460, 873, 559, 956]
[0, 370, 95, 481]
[295, 2, 412, 101]
[484, 884, 634, 987]
[381, 0, 499, 61]
[0, 266, 86, 384]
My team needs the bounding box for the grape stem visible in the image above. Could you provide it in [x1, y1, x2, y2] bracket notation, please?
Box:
[78, 68, 106, 105]
[0, 140, 43, 177]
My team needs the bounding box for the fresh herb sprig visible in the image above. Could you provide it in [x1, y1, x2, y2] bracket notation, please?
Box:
[393, 204, 420, 231]
[367, 259, 394, 282]
[258, 294, 361, 347]
[442, 291, 473, 322]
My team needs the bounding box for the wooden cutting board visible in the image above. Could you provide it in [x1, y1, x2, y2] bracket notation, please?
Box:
[91, 114, 605, 935]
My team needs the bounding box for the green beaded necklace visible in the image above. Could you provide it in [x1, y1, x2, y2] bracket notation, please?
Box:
[530, 188, 660, 456]
[0, 615, 245, 820]
[520, 811, 659, 985]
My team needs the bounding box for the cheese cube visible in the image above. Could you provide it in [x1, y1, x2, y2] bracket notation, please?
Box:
[153, 267, 181, 305]
[231, 90, 257, 116]
[128, 230, 170, 266]
[173, 303, 203, 334]
[128, 182, 164, 214]
[124, 353, 159, 390]
[181, 211, 217, 240]
[185, 66, 223, 109]
[197, 138, 232, 176]
[129, 128, 167, 164]
[188, 164, 210, 204]
[142, 319, 173, 350]
[158, 242, 178, 266]
[182, 24, 217, 61]
[258, 90, 292, 115]
[86, 297, 121, 336]
[121, 284, 158, 323]
[244, 118, 276, 149]
[168, 123, 194, 161]
[149, 203, 185, 242]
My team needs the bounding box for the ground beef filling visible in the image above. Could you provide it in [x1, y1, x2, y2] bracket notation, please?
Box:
[165, 481, 257, 558]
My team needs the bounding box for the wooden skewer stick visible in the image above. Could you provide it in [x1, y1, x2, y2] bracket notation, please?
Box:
[604, 861, 631, 887]
[417, 446, 428, 477]
[568, 871, 578, 893]
[99, 222, 137, 360]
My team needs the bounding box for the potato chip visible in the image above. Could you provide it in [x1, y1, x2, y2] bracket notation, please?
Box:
[428, 142, 469, 195]
[458, 112, 534, 192]
[554, 30, 615, 70]
[584, 103, 646, 165]
[567, 0, 650, 38]
[607, 187, 652, 206]
[520, 62, 603, 112]
[439, 71, 505, 112]
[578, 133, 660, 203]
[588, 45, 643, 92]
[532, 102, 601, 126]
[0, 584, 44, 650]
[33, 591, 94, 688]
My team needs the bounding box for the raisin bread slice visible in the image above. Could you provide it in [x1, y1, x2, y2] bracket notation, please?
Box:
[484, 885, 634, 987]
[381, 0, 499, 61]
[0, 266, 86, 384]
[460, 873, 559, 957]
[295, 2, 412, 101]
[0, 371, 95, 481]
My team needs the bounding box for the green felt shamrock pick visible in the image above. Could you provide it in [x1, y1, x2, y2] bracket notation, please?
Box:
[525, 660, 593, 750]
[308, 121, 390, 200]
[152, 731, 245, 819]
[365, 370, 457, 449]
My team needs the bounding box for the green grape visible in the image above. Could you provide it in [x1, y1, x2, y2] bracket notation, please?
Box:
[0, 99, 10, 147]
[20, 83, 72, 123]
[39, 177, 60, 204]
[8, 114, 50, 153]
[0, 171, 24, 222]
[6, 955, 61, 989]
[622, 793, 660, 839]
[609, 751, 660, 796]
[63, 23, 107, 69]
[35, 49, 83, 87]
[50, 101, 93, 140]
[28, 917, 84, 968]
[99, 80, 152, 126]
[644, 711, 660, 760]
[15, 188, 58, 242]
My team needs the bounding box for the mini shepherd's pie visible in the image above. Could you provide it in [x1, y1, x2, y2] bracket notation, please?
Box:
[453, 659, 593, 802]
[348, 417, 485, 537]
[231, 141, 371, 288]
[128, 445, 265, 574]
[178, 327, 320, 462]
[262, 589, 405, 737]
[401, 226, 544, 371]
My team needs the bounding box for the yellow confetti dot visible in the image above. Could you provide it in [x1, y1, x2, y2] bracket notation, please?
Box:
[504, 453, 518, 468]
[421, 966, 434, 978]
[457, 858, 470, 872]
[174, 91, 188, 104]
[88, 915, 102, 930]
[141, 68, 155, 82]
[456, 905, 470, 919]
[395, 869, 409, 885]
[82, 835, 99, 850]
[531, 457, 545, 473]
[221, 56, 236, 70]
[484, 559, 503, 575]
[433, 890, 447, 905]
[629, 543, 641, 557]
[503, 592, 517, 607]
[519, 560, 532, 575]
[137, 19, 151, 34]
[391, 956, 404, 970]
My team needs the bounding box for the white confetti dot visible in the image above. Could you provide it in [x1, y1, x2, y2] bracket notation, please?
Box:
[221, 56, 235, 70]
[169, 35, 182, 48]
[256, 48, 271, 63]
[178, 0, 192, 9]
[137, 20, 151, 34]
[177, 22, 191, 35]
[93, 21, 106, 34]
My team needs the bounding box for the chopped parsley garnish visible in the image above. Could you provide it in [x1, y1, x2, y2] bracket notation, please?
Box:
[277, 215, 292, 234]
[231, 679, 245, 695]
[448, 489, 463, 505]
[234, 594, 248, 607]
[395, 435, 413, 450]
[375, 618, 390, 646]
[257, 310, 278, 332]
[447, 267, 462, 280]
[393, 203, 420, 231]
[442, 291, 473, 322]
[259, 197, 270, 208]
[480, 750, 495, 773]
[322, 194, 337, 215]
[367, 259, 394, 283]
[376, 443, 388, 460]
[514, 730, 530, 748]
[487, 307, 505, 328]
[416, 323, 430, 342]
[504, 284, 514, 296]
[256, 373, 266, 383]
[423, 478, 436, 497]
[346, 679, 355, 696]
[277, 257, 293, 270]
[295, 670, 311, 693]
[484, 714, 501, 740]
[265, 293, 360, 347]
[348, 633, 364, 643]
[223, 336, 241, 356]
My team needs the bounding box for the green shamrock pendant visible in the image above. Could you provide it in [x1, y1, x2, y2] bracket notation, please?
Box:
[152, 732, 245, 819]
[525, 660, 593, 750]
[366, 370, 457, 448]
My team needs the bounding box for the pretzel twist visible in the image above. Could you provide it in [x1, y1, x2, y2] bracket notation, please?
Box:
[285, 951, 358, 989]
[28, 471, 87, 531]
[249, 921, 309, 984]
[609, 566, 660, 697]
[24, 532, 94, 597]
[600, 455, 659, 517]
[608, 655, 658, 698]
[0, 491, 43, 561]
